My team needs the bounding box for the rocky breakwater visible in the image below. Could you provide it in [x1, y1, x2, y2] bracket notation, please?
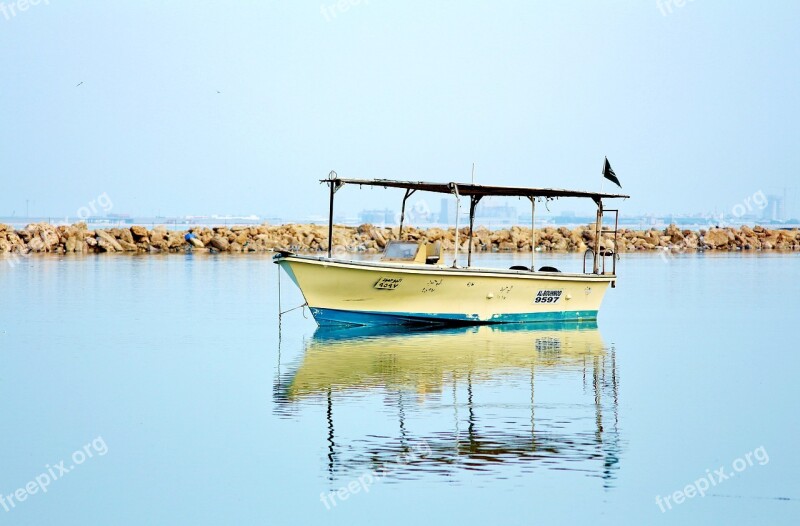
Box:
[0, 223, 798, 256]
[0, 223, 287, 254]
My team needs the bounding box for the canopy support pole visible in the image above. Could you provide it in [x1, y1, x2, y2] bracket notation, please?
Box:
[326, 171, 342, 258]
[451, 184, 460, 267]
[398, 189, 416, 240]
[467, 196, 481, 267]
[327, 183, 334, 258]
[593, 198, 603, 274]
[528, 197, 536, 271]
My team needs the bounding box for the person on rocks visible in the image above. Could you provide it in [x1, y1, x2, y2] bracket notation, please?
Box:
[184, 229, 204, 249]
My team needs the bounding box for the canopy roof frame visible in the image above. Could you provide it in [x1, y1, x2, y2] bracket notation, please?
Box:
[321, 175, 628, 274]
[320, 177, 630, 202]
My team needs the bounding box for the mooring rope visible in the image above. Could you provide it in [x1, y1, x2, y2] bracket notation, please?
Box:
[280, 302, 308, 317]
[277, 264, 308, 322]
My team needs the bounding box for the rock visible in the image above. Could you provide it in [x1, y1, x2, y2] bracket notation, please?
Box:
[644, 230, 660, 245]
[210, 236, 230, 251]
[498, 241, 516, 251]
[65, 236, 78, 252]
[151, 239, 168, 251]
[569, 239, 588, 252]
[683, 233, 699, 249]
[95, 230, 124, 251]
[703, 229, 729, 248]
[28, 237, 45, 252]
[198, 230, 212, 246]
[365, 228, 385, 248]
[41, 230, 60, 251]
[117, 239, 138, 251]
[96, 236, 118, 252]
[666, 224, 684, 243]
[167, 232, 185, 249]
[551, 237, 568, 251]
[130, 225, 149, 240]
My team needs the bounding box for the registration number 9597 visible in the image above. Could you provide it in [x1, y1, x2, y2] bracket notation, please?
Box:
[534, 290, 563, 304]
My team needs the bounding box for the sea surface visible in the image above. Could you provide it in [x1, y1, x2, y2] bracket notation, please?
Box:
[1, 251, 798, 525]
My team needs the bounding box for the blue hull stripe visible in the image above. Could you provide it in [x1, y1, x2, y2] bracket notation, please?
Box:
[308, 307, 599, 327]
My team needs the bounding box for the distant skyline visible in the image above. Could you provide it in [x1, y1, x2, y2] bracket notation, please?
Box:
[2, 2, 798, 220]
[2, 198, 795, 228]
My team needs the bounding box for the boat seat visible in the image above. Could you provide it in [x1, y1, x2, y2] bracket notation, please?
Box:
[509, 265, 531, 271]
[538, 266, 561, 272]
[425, 241, 442, 264]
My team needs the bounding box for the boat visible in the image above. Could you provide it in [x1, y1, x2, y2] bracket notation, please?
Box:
[274, 173, 629, 326]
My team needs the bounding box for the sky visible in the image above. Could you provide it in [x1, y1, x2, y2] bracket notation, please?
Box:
[1, 0, 798, 221]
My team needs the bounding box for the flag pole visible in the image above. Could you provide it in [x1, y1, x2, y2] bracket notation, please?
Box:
[600, 157, 605, 195]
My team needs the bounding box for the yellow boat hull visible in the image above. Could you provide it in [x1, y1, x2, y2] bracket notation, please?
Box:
[275, 254, 615, 326]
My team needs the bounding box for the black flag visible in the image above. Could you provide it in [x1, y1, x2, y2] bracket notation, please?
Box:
[602, 157, 621, 188]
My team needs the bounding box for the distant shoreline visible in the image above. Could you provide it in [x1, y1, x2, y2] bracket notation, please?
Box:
[1, 223, 799, 257]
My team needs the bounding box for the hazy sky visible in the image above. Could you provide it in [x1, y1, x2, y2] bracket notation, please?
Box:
[2, 1, 798, 220]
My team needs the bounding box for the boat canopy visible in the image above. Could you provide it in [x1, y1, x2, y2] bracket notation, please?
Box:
[319, 173, 628, 275]
[320, 177, 630, 201]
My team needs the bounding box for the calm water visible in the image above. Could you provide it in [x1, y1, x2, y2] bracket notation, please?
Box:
[1, 252, 798, 524]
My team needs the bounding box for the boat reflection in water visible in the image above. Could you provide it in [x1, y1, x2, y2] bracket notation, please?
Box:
[275, 322, 621, 486]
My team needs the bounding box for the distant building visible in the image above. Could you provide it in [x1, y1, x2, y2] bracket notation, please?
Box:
[107, 213, 133, 224]
[359, 209, 395, 226]
[763, 195, 786, 222]
[438, 198, 452, 224]
[474, 203, 518, 227]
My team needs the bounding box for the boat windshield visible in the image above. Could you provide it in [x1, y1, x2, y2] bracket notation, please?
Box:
[382, 242, 420, 261]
